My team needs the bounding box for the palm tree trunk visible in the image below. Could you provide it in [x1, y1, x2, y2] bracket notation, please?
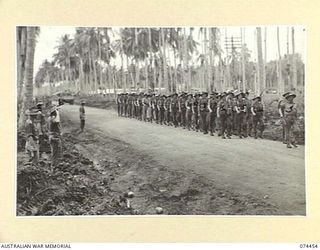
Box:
[256, 27, 264, 95]
[291, 27, 297, 90]
[18, 27, 36, 128]
[277, 27, 284, 96]
[173, 46, 177, 93]
[183, 28, 188, 91]
[161, 28, 168, 93]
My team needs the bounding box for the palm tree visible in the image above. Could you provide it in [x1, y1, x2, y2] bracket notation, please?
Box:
[18, 27, 37, 128]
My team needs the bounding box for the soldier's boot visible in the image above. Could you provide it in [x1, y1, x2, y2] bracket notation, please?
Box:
[287, 144, 293, 148]
[222, 134, 226, 139]
[210, 131, 214, 136]
[254, 132, 258, 139]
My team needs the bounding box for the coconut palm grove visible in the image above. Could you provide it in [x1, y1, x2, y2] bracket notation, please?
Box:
[16, 26, 305, 216]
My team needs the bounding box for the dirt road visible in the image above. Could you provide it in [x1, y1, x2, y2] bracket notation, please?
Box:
[60, 104, 306, 215]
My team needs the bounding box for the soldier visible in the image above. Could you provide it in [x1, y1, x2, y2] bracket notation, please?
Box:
[280, 92, 298, 148]
[117, 93, 122, 117]
[215, 93, 222, 136]
[244, 91, 253, 137]
[137, 93, 143, 120]
[217, 92, 229, 139]
[235, 91, 248, 138]
[178, 92, 187, 129]
[278, 92, 291, 144]
[157, 94, 165, 125]
[127, 93, 132, 118]
[226, 91, 235, 138]
[25, 111, 39, 164]
[146, 94, 152, 122]
[192, 93, 200, 131]
[170, 93, 179, 127]
[207, 92, 218, 136]
[164, 94, 171, 125]
[251, 95, 265, 139]
[198, 92, 209, 134]
[35, 102, 47, 159]
[124, 93, 128, 117]
[79, 101, 86, 132]
[185, 93, 193, 131]
[151, 94, 158, 123]
[142, 94, 148, 121]
[232, 90, 238, 135]
[48, 107, 62, 169]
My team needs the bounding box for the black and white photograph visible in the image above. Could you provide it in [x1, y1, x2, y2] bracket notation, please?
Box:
[16, 26, 305, 216]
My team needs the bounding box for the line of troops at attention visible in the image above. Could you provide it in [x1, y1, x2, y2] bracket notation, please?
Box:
[117, 90, 299, 148]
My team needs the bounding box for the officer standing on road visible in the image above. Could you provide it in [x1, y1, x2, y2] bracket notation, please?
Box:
[48, 107, 62, 170]
[278, 92, 291, 144]
[280, 92, 298, 148]
[251, 95, 265, 139]
[235, 91, 247, 138]
[79, 101, 86, 132]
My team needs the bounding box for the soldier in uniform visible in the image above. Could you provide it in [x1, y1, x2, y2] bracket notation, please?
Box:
[164, 94, 171, 125]
[215, 93, 222, 136]
[198, 92, 209, 134]
[235, 91, 248, 138]
[244, 91, 253, 137]
[278, 92, 291, 144]
[185, 93, 193, 131]
[151, 94, 158, 123]
[157, 94, 165, 125]
[79, 101, 86, 132]
[226, 91, 234, 138]
[137, 93, 143, 120]
[124, 93, 128, 117]
[146, 95, 153, 122]
[35, 102, 47, 159]
[192, 93, 200, 131]
[217, 92, 230, 139]
[48, 107, 62, 169]
[170, 93, 179, 127]
[207, 92, 218, 136]
[25, 111, 39, 164]
[142, 93, 148, 121]
[117, 93, 122, 117]
[280, 92, 298, 148]
[178, 92, 187, 129]
[127, 93, 132, 118]
[251, 95, 265, 139]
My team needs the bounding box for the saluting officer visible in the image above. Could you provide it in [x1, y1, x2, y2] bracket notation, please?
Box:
[280, 92, 298, 148]
[278, 92, 291, 144]
[251, 95, 265, 139]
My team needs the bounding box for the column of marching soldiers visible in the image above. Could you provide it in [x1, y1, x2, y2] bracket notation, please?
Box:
[117, 90, 299, 148]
